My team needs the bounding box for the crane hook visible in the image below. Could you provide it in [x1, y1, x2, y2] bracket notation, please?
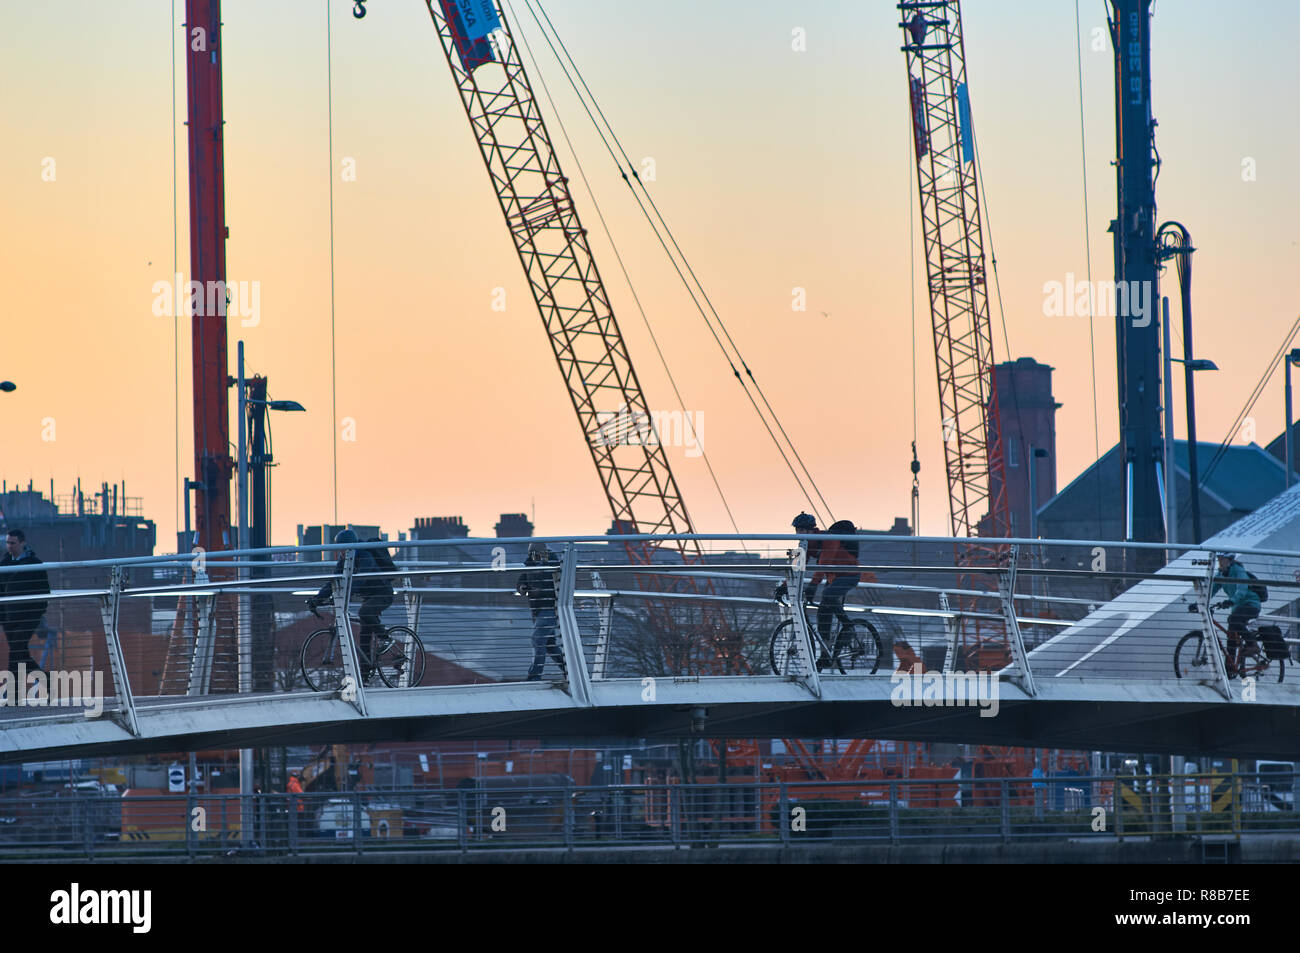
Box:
[352, 1, 367, 19]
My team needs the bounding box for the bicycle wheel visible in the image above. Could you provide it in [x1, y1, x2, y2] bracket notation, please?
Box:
[1173, 631, 1210, 679]
[1245, 648, 1285, 684]
[841, 620, 884, 675]
[769, 619, 808, 676]
[301, 627, 346, 692]
[376, 626, 426, 688]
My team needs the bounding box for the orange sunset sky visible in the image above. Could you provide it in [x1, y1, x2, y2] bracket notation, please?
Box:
[0, 0, 1297, 550]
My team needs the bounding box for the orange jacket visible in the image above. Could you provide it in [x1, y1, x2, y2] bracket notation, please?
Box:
[809, 537, 861, 586]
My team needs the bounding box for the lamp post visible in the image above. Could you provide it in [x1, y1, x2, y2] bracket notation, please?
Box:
[235, 341, 306, 843]
[1161, 297, 1176, 547]
[1285, 348, 1300, 488]
[1028, 446, 1049, 618]
[1171, 355, 1218, 544]
[1028, 446, 1049, 541]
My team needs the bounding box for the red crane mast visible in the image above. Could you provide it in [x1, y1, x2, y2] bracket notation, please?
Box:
[184, 0, 234, 558]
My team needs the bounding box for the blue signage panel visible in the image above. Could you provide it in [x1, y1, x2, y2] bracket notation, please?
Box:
[441, 0, 498, 71]
[956, 82, 974, 164]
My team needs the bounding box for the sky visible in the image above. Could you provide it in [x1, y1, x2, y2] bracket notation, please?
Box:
[0, 0, 1297, 551]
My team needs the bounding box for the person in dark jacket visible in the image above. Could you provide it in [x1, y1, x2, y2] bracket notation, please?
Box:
[307, 529, 394, 678]
[0, 529, 50, 679]
[516, 542, 566, 681]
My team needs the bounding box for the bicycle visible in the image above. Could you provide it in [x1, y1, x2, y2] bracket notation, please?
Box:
[769, 581, 882, 675]
[300, 602, 427, 691]
[1175, 602, 1285, 684]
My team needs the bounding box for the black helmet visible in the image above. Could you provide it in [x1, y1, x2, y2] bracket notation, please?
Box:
[792, 512, 817, 531]
[334, 529, 358, 545]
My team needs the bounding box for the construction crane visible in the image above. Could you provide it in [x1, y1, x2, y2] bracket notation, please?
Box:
[409, 0, 878, 780]
[184, 0, 234, 559]
[899, 0, 1011, 669]
[423, 1, 698, 560]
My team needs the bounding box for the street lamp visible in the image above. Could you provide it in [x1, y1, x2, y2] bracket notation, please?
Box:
[1171, 355, 1218, 544]
[235, 341, 306, 845]
[250, 399, 306, 413]
[1284, 348, 1300, 488]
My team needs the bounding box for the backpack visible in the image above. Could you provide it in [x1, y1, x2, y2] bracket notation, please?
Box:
[366, 537, 398, 574]
[1243, 568, 1268, 603]
[826, 520, 859, 559]
[1258, 625, 1289, 661]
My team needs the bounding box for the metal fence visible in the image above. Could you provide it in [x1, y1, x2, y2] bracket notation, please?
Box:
[1, 533, 1298, 733]
[0, 771, 1292, 859]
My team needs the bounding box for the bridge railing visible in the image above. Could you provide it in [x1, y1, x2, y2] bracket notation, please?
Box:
[1, 534, 1297, 729]
[0, 770, 1291, 858]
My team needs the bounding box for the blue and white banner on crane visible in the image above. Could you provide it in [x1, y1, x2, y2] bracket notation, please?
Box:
[442, 0, 502, 71]
[955, 82, 974, 164]
[455, 0, 501, 42]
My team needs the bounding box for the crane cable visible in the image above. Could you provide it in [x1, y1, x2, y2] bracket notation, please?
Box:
[528, 0, 835, 525]
[1073, 0, 1102, 472]
[171, 0, 180, 544]
[1180, 313, 1300, 526]
[957, 57, 1031, 540]
[909, 105, 920, 533]
[520, 0, 835, 526]
[1074, 0, 1104, 537]
[504, 0, 741, 535]
[518, 0, 829, 525]
[326, 1, 339, 524]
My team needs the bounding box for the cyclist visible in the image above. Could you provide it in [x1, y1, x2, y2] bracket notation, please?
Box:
[793, 512, 862, 671]
[306, 529, 395, 679]
[1210, 552, 1262, 677]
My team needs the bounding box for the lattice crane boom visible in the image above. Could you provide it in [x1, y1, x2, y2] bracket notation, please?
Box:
[899, 0, 1010, 549]
[423, 0, 701, 566]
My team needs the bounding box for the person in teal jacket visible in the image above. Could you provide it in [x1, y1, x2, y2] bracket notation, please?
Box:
[1210, 553, 1261, 677]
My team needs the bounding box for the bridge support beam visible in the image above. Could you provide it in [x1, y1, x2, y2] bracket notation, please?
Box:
[100, 567, 140, 736]
[1195, 549, 1233, 700]
[589, 571, 612, 682]
[790, 542, 821, 698]
[400, 575, 421, 689]
[998, 546, 1037, 696]
[188, 592, 218, 695]
[332, 549, 368, 716]
[940, 591, 958, 674]
[557, 544, 593, 705]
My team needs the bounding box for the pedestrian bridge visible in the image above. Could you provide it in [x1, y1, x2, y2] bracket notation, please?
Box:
[6, 487, 1300, 763]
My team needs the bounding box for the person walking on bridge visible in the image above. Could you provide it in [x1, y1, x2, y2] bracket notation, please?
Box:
[0, 529, 50, 684]
[516, 542, 566, 681]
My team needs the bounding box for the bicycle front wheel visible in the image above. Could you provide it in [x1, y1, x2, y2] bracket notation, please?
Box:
[376, 626, 426, 688]
[301, 627, 346, 692]
[1173, 631, 1209, 680]
[769, 619, 807, 676]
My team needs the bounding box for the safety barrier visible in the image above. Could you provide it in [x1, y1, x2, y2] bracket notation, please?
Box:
[0, 770, 1292, 858]
[1, 533, 1297, 738]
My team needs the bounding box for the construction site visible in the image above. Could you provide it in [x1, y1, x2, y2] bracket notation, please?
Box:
[1, 0, 1297, 895]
